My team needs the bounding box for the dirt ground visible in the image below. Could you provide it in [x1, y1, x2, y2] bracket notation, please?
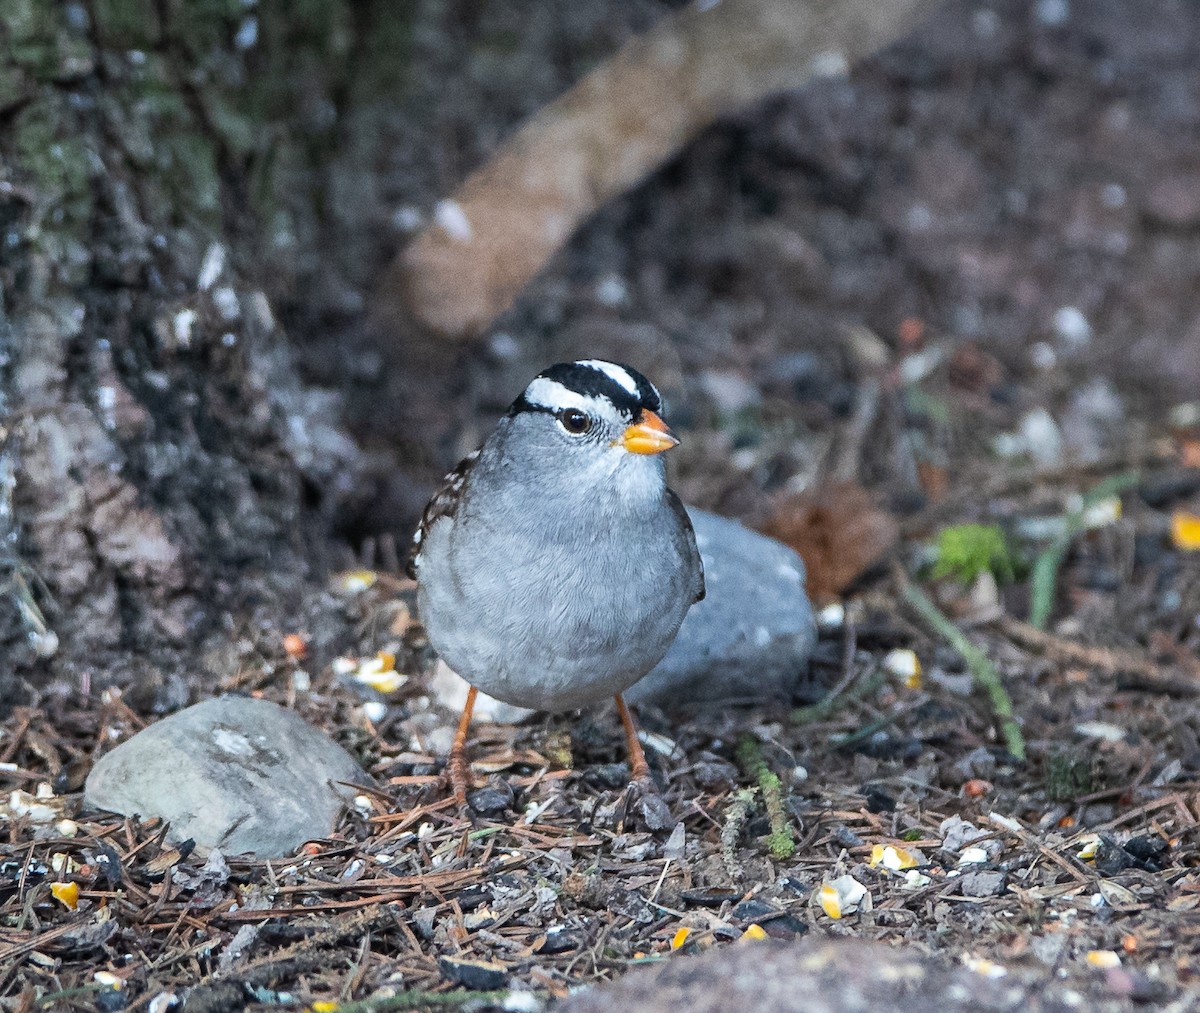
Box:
[5, 0, 1200, 1008]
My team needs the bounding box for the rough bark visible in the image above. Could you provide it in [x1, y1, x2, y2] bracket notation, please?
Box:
[0, 1, 401, 695]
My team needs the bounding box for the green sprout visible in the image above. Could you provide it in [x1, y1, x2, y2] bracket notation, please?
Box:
[932, 523, 1017, 585]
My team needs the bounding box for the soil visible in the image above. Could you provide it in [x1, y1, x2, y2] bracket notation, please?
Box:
[5, 0, 1200, 1009]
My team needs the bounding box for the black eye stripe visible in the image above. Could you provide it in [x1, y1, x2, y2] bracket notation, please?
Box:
[508, 361, 661, 420]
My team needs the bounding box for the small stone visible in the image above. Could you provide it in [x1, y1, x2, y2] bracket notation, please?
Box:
[1034, 0, 1069, 25]
[1030, 933, 1067, 966]
[538, 925, 580, 954]
[681, 887, 742, 907]
[953, 746, 998, 781]
[1018, 408, 1063, 466]
[438, 956, 507, 990]
[582, 763, 631, 789]
[637, 792, 674, 832]
[958, 871, 1007, 897]
[763, 914, 808, 940]
[863, 787, 896, 813]
[940, 815, 995, 856]
[1062, 378, 1124, 461]
[467, 781, 515, 816]
[1052, 306, 1091, 348]
[731, 899, 781, 924]
[412, 907, 438, 940]
[628, 509, 816, 707]
[1123, 834, 1169, 870]
[85, 697, 371, 858]
[692, 756, 739, 790]
[663, 822, 686, 861]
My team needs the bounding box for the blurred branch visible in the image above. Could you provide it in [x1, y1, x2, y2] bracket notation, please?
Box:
[381, 0, 945, 339]
[1028, 470, 1139, 629]
[898, 570, 1026, 761]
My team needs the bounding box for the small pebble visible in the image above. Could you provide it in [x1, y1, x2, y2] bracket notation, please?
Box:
[438, 956, 507, 991]
[1035, 0, 1069, 25]
[637, 793, 674, 831]
[467, 782, 515, 816]
[1052, 306, 1091, 348]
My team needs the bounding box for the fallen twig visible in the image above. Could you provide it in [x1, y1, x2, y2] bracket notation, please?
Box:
[995, 615, 1199, 695]
[720, 789, 755, 880]
[985, 813, 1091, 885]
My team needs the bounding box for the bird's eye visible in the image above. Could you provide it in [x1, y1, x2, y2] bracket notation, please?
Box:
[558, 408, 592, 435]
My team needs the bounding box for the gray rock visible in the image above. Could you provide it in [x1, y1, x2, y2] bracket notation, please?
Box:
[85, 696, 370, 858]
[557, 938, 1106, 1013]
[626, 508, 815, 707]
[958, 870, 1007, 897]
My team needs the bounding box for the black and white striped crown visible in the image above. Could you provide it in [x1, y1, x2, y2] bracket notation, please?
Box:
[509, 360, 662, 422]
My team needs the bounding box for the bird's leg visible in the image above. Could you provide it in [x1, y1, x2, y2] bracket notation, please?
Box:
[614, 693, 652, 785]
[448, 685, 478, 807]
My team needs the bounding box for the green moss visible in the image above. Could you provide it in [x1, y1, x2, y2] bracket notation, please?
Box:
[764, 830, 796, 861]
[3, 0, 58, 50]
[932, 523, 1018, 585]
[0, 64, 30, 110]
[3, 0, 416, 297]
[90, 0, 158, 49]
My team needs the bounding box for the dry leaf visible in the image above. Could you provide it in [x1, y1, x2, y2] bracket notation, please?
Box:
[760, 480, 899, 602]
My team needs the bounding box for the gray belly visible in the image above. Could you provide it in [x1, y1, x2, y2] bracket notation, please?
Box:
[417, 528, 693, 712]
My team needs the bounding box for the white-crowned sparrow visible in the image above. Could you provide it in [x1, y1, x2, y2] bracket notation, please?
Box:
[408, 360, 705, 802]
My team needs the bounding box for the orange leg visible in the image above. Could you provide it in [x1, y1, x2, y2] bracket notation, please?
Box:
[449, 685, 478, 807]
[615, 693, 651, 784]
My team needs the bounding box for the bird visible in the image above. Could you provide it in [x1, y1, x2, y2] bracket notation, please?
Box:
[407, 359, 705, 805]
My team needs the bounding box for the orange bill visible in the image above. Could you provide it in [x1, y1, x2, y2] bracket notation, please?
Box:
[619, 409, 680, 455]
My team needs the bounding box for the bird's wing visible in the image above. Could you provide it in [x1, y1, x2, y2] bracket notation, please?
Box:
[405, 449, 480, 579]
[666, 489, 705, 603]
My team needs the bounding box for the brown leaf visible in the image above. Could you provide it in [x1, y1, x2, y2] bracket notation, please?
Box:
[760, 480, 899, 603]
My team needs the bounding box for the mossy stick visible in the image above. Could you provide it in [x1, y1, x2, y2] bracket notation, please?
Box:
[900, 578, 1026, 761]
[736, 734, 796, 859]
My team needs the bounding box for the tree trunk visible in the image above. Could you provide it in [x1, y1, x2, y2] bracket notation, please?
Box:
[0, 1, 407, 696]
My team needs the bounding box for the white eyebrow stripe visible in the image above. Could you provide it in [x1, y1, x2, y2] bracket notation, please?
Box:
[577, 360, 640, 398]
[522, 378, 613, 418]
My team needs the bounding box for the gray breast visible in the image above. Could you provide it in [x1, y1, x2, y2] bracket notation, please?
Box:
[416, 457, 699, 712]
